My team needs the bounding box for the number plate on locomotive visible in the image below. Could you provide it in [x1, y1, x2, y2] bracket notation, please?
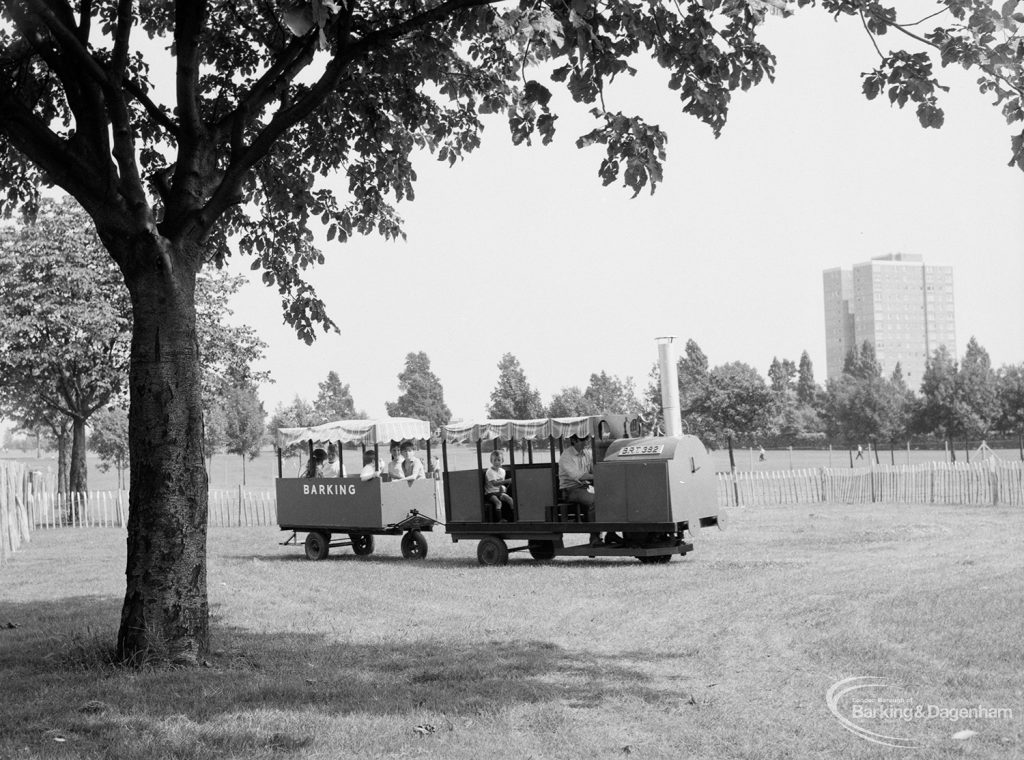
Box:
[618, 444, 664, 456]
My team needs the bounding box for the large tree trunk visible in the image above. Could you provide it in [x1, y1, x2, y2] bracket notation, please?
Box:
[55, 424, 70, 494]
[117, 248, 209, 665]
[69, 415, 88, 492]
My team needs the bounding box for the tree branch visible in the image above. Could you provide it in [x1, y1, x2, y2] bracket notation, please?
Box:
[871, 7, 1023, 98]
[0, 95, 112, 222]
[201, 0, 500, 225]
[78, 0, 93, 43]
[123, 77, 181, 139]
[16, 0, 113, 169]
[174, 0, 207, 137]
[214, 32, 318, 152]
[111, 0, 133, 74]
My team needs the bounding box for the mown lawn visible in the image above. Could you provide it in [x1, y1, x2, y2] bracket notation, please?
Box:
[1, 502, 1021, 759]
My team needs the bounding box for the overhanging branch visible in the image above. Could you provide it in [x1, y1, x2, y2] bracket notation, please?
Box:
[201, 0, 501, 225]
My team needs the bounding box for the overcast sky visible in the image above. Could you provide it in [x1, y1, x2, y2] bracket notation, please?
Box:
[231, 5, 1024, 421]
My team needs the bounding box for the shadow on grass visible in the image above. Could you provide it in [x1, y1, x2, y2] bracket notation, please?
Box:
[233, 549, 684, 569]
[0, 595, 685, 758]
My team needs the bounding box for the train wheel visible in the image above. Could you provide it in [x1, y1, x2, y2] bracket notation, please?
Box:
[401, 530, 428, 560]
[477, 536, 509, 566]
[527, 540, 556, 561]
[637, 554, 673, 565]
[304, 531, 330, 561]
[350, 533, 375, 556]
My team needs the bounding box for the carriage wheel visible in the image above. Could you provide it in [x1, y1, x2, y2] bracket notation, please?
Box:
[304, 531, 330, 561]
[477, 536, 509, 566]
[527, 540, 556, 561]
[350, 533, 375, 556]
[400, 530, 428, 560]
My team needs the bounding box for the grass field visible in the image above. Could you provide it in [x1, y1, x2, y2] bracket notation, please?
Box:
[1, 502, 1021, 759]
[4, 441, 1022, 493]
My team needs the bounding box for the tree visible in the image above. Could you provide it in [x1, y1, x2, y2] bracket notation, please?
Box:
[916, 345, 963, 451]
[267, 396, 318, 442]
[843, 341, 883, 381]
[995, 364, 1024, 439]
[582, 371, 641, 415]
[767, 356, 797, 393]
[915, 340, 1000, 453]
[313, 371, 359, 423]
[487, 353, 543, 420]
[796, 350, 817, 405]
[195, 271, 272, 415]
[89, 406, 130, 489]
[689, 361, 774, 446]
[548, 386, 586, 418]
[0, 198, 131, 493]
[823, 374, 907, 446]
[957, 337, 1000, 440]
[220, 384, 266, 486]
[0, 0, 1017, 664]
[0, 206, 267, 491]
[386, 352, 451, 431]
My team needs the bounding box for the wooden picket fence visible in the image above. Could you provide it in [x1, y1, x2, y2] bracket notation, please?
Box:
[26, 488, 277, 530]
[207, 488, 277, 527]
[0, 460, 34, 564]
[5, 461, 1021, 550]
[717, 459, 1024, 508]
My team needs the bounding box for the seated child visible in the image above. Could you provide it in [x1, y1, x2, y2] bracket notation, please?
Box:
[359, 450, 381, 481]
[484, 450, 515, 522]
[399, 441, 426, 480]
[305, 448, 326, 478]
[385, 442, 404, 481]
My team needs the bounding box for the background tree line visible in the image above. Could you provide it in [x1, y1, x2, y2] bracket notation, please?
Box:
[266, 341, 1024, 456]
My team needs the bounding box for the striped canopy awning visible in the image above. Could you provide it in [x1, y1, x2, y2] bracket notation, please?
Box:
[275, 417, 431, 450]
[441, 415, 638, 443]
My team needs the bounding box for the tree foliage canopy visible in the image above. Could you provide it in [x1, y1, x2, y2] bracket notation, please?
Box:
[313, 370, 360, 423]
[386, 351, 451, 430]
[487, 353, 543, 420]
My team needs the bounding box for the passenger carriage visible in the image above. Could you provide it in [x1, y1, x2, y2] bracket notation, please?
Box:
[274, 417, 440, 560]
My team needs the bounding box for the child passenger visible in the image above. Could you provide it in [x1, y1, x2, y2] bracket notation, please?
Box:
[385, 442, 404, 481]
[484, 450, 515, 522]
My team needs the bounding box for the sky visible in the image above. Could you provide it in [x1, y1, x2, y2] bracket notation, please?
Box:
[228, 6, 1024, 422]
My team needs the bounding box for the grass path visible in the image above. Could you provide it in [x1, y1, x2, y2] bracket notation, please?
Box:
[1, 503, 1021, 759]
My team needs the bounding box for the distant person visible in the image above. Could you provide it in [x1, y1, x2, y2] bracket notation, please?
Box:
[855, 444, 864, 460]
[359, 451, 381, 481]
[758, 446, 766, 462]
[323, 442, 346, 477]
[484, 450, 515, 522]
[399, 441, 426, 480]
[305, 448, 327, 478]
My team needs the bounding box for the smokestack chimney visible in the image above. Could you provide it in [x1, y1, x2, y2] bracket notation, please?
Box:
[656, 336, 682, 437]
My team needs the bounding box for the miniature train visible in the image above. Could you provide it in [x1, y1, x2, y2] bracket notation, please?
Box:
[274, 413, 724, 566]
